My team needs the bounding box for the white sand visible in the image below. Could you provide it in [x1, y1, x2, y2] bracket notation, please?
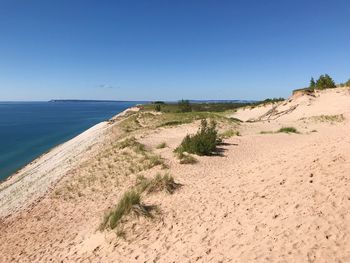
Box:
[0, 90, 350, 262]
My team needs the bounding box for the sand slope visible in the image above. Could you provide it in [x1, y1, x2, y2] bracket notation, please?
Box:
[0, 90, 350, 262]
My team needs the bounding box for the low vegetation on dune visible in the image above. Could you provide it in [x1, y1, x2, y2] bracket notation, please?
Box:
[307, 114, 345, 123]
[136, 173, 182, 194]
[219, 129, 240, 139]
[156, 142, 167, 149]
[176, 152, 198, 164]
[277, 127, 299, 134]
[100, 190, 152, 230]
[101, 172, 181, 231]
[175, 119, 219, 156]
[260, 127, 299, 134]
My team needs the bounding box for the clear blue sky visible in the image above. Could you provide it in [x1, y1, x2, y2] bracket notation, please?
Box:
[0, 0, 349, 101]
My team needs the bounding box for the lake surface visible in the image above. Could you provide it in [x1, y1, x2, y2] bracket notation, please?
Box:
[0, 101, 141, 181]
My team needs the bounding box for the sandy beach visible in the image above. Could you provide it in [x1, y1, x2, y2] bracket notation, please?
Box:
[1, 88, 350, 262]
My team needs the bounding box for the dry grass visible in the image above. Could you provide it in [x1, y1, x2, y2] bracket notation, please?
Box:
[100, 190, 155, 230]
[177, 152, 198, 164]
[136, 173, 182, 194]
[156, 142, 167, 149]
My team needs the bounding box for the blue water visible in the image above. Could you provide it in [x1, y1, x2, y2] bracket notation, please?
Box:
[0, 101, 141, 181]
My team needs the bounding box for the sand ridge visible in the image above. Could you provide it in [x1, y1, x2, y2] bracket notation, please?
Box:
[0, 90, 350, 262]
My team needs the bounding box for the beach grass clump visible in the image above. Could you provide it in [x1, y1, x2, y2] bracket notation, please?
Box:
[260, 130, 274, 134]
[117, 137, 146, 153]
[136, 173, 182, 194]
[277, 127, 299, 134]
[176, 152, 198, 164]
[219, 129, 240, 139]
[156, 142, 167, 149]
[175, 119, 218, 156]
[101, 190, 157, 230]
[311, 114, 345, 123]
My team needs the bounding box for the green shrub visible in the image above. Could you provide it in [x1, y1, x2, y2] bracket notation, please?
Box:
[315, 74, 336, 90]
[176, 119, 218, 156]
[154, 104, 161, 112]
[277, 127, 299, 133]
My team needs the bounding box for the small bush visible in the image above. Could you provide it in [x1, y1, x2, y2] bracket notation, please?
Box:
[154, 104, 161, 112]
[101, 190, 153, 230]
[277, 127, 299, 134]
[176, 119, 218, 156]
[156, 142, 167, 149]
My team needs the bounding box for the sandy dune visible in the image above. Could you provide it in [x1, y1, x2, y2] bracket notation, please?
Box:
[0, 89, 350, 262]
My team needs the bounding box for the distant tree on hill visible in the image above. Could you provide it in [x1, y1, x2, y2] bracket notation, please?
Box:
[345, 79, 350, 87]
[309, 77, 316, 89]
[315, 74, 336, 90]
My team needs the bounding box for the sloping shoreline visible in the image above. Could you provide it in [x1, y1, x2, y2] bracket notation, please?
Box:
[0, 107, 139, 218]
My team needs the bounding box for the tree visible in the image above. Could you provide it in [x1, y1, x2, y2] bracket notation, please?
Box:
[309, 77, 316, 89]
[315, 74, 336, 90]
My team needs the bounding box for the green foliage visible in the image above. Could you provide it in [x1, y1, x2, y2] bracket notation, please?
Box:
[176, 119, 218, 156]
[101, 190, 144, 230]
[178, 99, 192, 112]
[154, 104, 161, 112]
[345, 79, 350, 87]
[314, 74, 336, 90]
[277, 127, 299, 134]
[309, 77, 316, 89]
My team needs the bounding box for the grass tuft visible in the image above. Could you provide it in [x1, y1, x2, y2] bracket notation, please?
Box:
[277, 127, 299, 134]
[156, 142, 167, 149]
[219, 129, 240, 139]
[177, 152, 198, 164]
[136, 173, 182, 194]
[100, 190, 156, 230]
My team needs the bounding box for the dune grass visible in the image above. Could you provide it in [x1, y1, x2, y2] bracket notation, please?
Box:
[176, 152, 198, 164]
[156, 142, 167, 149]
[219, 129, 240, 139]
[277, 127, 299, 133]
[100, 190, 155, 230]
[136, 173, 182, 194]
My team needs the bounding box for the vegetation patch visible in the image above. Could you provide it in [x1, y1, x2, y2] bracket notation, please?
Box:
[136, 173, 182, 194]
[175, 119, 218, 156]
[277, 127, 299, 134]
[219, 129, 240, 139]
[309, 114, 345, 123]
[176, 152, 198, 164]
[156, 142, 167, 149]
[100, 190, 155, 230]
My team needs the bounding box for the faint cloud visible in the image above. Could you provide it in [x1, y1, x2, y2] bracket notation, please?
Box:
[97, 84, 120, 89]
